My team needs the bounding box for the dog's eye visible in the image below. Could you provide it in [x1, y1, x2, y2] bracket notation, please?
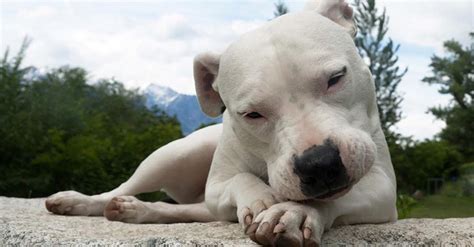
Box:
[328, 75, 343, 88]
[328, 67, 347, 89]
[245, 112, 263, 119]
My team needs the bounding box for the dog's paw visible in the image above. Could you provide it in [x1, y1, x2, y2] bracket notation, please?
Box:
[45, 190, 103, 216]
[245, 201, 324, 247]
[104, 196, 154, 223]
[237, 191, 280, 229]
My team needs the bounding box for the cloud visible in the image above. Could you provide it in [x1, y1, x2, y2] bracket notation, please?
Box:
[380, 0, 472, 52]
[17, 5, 57, 19]
[1, 1, 265, 94]
[394, 51, 451, 140]
[374, 0, 471, 140]
[153, 14, 197, 39]
[1, 0, 469, 140]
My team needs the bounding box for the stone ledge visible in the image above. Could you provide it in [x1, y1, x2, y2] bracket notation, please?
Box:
[1, 197, 473, 246]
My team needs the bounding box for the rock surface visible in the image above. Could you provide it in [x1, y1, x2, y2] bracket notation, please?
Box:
[1, 197, 473, 246]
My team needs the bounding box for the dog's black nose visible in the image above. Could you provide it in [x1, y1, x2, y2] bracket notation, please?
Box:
[293, 139, 350, 198]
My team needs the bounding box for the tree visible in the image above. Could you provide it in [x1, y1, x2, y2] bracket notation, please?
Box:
[353, 0, 407, 139]
[273, 0, 289, 18]
[423, 33, 474, 160]
[394, 140, 462, 193]
[0, 44, 182, 198]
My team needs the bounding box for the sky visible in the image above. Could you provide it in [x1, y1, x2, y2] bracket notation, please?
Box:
[1, 0, 472, 140]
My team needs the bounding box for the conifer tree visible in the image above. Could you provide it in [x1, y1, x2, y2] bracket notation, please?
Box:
[273, 0, 289, 18]
[353, 0, 407, 139]
[423, 34, 474, 159]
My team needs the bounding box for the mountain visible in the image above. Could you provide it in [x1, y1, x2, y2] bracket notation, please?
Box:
[144, 84, 222, 135]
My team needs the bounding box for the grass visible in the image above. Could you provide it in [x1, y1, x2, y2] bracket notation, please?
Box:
[405, 179, 474, 219]
[406, 195, 474, 218]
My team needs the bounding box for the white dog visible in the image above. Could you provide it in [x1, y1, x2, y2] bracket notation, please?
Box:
[45, 0, 397, 245]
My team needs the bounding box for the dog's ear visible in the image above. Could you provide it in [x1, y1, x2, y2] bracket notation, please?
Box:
[193, 52, 225, 118]
[305, 0, 357, 37]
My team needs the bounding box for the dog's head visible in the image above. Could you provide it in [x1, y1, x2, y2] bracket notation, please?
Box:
[194, 0, 380, 201]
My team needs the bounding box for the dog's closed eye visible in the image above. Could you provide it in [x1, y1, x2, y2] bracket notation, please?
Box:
[243, 112, 263, 119]
[328, 66, 347, 89]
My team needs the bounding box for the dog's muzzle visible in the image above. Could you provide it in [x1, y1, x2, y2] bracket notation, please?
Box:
[293, 139, 351, 199]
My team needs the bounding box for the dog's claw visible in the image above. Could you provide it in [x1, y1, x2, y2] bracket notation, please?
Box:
[245, 222, 260, 243]
[246, 202, 323, 246]
[304, 238, 320, 247]
[274, 232, 303, 247]
[303, 227, 312, 239]
[245, 222, 259, 235]
[273, 223, 286, 233]
[255, 222, 274, 245]
[244, 214, 253, 226]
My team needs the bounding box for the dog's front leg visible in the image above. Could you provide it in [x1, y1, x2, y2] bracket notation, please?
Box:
[247, 166, 397, 246]
[205, 146, 281, 229]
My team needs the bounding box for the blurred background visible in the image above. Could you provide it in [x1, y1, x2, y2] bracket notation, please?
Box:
[0, 0, 472, 219]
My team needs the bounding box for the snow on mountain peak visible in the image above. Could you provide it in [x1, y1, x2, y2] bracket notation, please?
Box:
[145, 84, 179, 107]
[143, 83, 222, 135]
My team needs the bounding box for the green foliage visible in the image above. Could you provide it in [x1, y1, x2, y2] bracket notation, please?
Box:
[393, 139, 463, 193]
[423, 34, 474, 160]
[353, 0, 407, 139]
[391, 34, 473, 194]
[273, 0, 289, 18]
[458, 163, 474, 196]
[461, 177, 474, 196]
[0, 42, 182, 197]
[438, 177, 474, 198]
[459, 162, 474, 175]
[406, 194, 474, 218]
[396, 194, 417, 219]
[439, 181, 463, 197]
